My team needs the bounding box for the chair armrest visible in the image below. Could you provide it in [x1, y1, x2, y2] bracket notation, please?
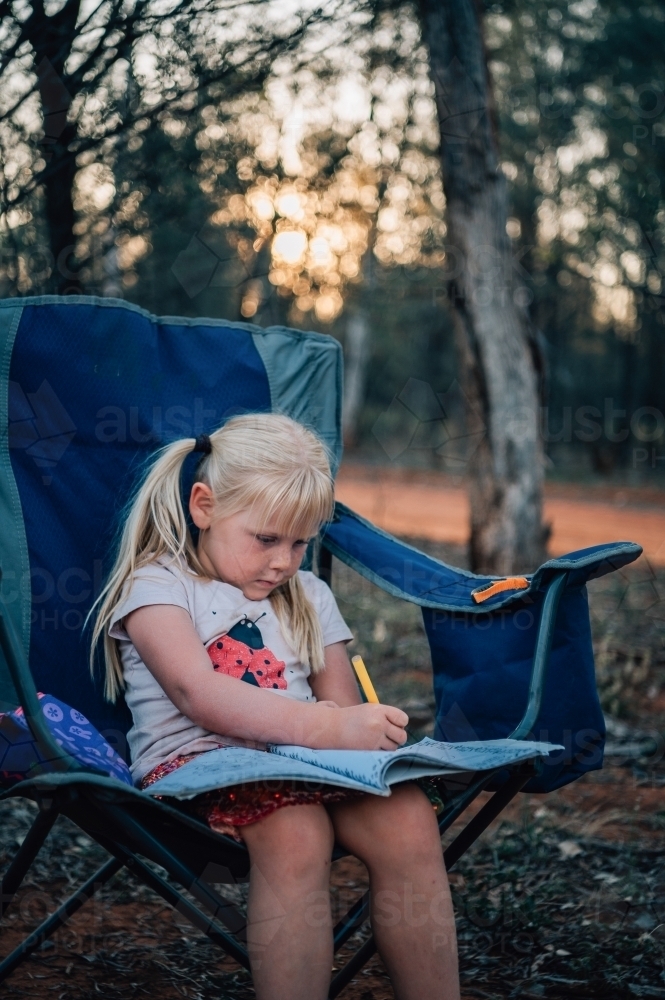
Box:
[509, 571, 568, 740]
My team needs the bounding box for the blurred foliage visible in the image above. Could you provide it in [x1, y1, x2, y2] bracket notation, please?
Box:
[484, 0, 665, 475]
[1, 0, 664, 474]
[0, 0, 341, 290]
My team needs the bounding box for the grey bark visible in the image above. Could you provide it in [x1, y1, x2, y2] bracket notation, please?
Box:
[419, 0, 549, 575]
[342, 310, 370, 448]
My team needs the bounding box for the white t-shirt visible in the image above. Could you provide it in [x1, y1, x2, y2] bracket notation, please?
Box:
[109, 556, 353, 783]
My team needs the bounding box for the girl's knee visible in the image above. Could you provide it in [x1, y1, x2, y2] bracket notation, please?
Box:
[333, 783, 442, 863]
[392, 781, 440, 824]
[244, 803, 334, 877]
[293, 805, 335, 869]
[391, 784, 442, 846]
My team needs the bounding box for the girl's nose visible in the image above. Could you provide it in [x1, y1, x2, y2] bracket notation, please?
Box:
[270, 546, 293, 570]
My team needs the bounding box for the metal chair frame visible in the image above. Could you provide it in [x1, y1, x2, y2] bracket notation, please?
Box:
[0, 562, 568, 997]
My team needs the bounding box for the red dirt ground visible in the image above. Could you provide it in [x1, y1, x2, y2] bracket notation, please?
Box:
[2, 756, 663, 1000]
[335, 464, 665, 565]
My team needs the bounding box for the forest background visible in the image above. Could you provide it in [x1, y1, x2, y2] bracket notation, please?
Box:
[1, 0, 664, 489]
[2, 4, 665, 997]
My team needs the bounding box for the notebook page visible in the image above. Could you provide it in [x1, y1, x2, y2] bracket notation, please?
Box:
[269, 745, 398, 790]
[270, 737, 564, 790]
[384, 737, 564, 773]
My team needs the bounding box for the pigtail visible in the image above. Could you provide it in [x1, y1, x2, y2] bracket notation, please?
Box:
[88, 437, 203, 702]
[269, 575, 326, 675]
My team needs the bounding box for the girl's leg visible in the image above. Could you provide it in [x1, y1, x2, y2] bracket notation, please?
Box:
[328, 783, 460, 1000]
[240, 803, 334, 1000]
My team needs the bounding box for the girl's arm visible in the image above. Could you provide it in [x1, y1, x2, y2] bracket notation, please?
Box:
[309, 641, 363, 707]
[124, 604, 408, 751]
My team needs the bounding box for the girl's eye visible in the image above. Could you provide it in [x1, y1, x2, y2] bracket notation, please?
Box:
[255, 535, 310, 547]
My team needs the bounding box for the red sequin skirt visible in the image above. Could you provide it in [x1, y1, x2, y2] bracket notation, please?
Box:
[140, 750, 362, 842]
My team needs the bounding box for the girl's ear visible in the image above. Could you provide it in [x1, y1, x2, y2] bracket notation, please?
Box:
[189, 482, 215, 529]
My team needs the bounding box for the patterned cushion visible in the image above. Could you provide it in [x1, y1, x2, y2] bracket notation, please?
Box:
[0, 693, 133, 786]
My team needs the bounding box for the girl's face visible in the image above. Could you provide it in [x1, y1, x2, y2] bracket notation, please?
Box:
[189, 483, 315, 601]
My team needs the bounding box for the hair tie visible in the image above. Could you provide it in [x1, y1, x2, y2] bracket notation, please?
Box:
[192, 433, 212, 455]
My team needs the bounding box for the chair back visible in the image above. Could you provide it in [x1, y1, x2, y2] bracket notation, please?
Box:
[0, 296, 343, 758]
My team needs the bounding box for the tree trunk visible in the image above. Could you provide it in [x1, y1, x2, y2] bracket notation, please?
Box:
[342, 310, 370, 448]
[40, 121, 80, 294]
[29, 4, 83, 293]
[419, 0, 549, 575]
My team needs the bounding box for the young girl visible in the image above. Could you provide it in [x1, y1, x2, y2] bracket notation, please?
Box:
[91, 413, 460, 1000]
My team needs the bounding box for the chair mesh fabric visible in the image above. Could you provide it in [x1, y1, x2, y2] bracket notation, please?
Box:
[6, 300, 273, 751]
[323, 503, 642, 792]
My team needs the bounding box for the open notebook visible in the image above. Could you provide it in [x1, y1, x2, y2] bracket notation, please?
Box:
[143, 737, 563, 800]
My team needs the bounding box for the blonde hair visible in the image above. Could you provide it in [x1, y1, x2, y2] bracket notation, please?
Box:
[89, 413, 335, 701]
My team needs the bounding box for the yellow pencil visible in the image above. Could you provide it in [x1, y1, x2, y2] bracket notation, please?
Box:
[351, 655, 380, 704]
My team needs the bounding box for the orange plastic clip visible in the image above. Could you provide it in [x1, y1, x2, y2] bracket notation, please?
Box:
[471, 576, 529, 603]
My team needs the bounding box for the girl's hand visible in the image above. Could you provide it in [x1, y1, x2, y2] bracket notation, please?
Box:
[307, 642, 407, 748]
[310, 702, 408, 751]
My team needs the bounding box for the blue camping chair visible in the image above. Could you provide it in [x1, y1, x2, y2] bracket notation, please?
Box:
[0, 296, 642, 994]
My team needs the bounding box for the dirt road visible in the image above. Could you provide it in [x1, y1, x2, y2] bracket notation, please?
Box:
[336, 464, 665, 565]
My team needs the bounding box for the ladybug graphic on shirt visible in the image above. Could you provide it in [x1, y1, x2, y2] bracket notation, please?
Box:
[205, 615, 287, 690]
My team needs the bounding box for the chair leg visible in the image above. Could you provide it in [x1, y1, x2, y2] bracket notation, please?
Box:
[119, 850, 250, 967]
[443, 767, 533, 870]
[330, 933, 376, 999]
[1, 802, 59, 918]
[437, 771, 498, 835]
[333, 891, 370, 952]
[0, 856, 122, 984]
[96, 807, 250, 965]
